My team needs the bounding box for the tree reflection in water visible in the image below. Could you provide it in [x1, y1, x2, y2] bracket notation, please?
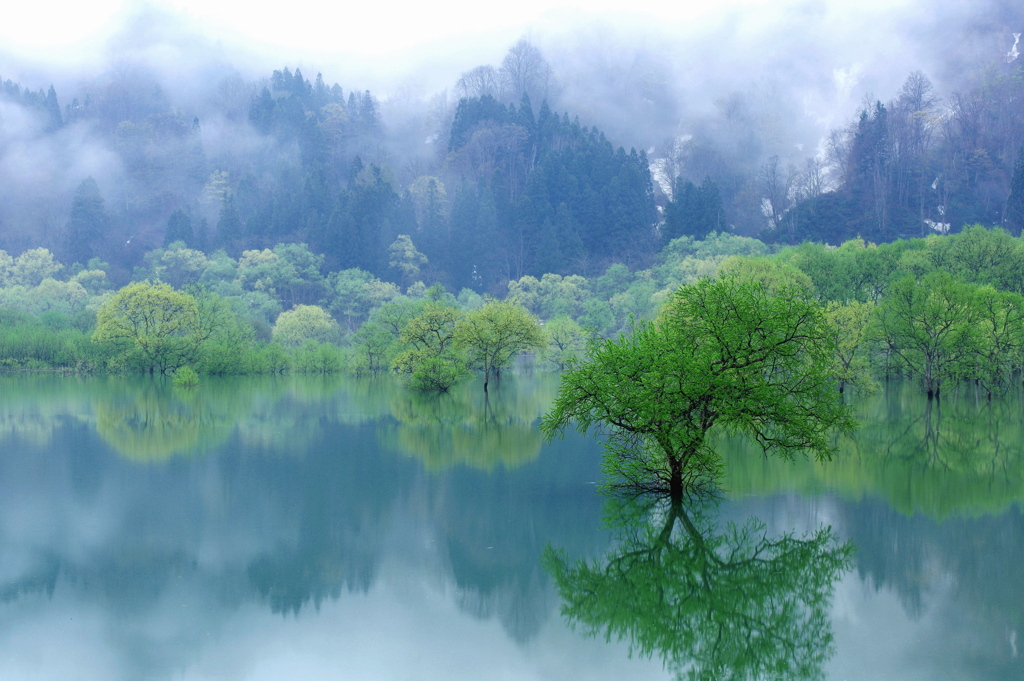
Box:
[544, 494, 853, 681]
[382, 376, 559, 471]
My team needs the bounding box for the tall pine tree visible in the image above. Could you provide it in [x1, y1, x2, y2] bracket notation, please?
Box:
[1006, 147, 1024, 237]
[65, 178, 108, 265]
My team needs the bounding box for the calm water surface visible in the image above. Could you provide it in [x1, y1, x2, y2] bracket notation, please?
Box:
[0, 374, 1020, 680]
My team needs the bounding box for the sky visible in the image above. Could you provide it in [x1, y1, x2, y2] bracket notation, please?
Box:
[0, 0, 934, 109]
[3, 0, 783, 57]
[1, 0, 1018, 166]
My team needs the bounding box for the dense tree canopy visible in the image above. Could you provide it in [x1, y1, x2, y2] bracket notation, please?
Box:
[93, 281, 206, 374]
[543, 277, 856, 496]
[453, 300, 544, 390]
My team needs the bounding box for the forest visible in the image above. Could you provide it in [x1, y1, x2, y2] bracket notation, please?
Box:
[1, 32, 1024, 395]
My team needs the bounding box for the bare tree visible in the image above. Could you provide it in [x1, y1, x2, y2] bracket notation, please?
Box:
[758, 155, 795, 232]
[498, 39, 552, 105]
[825, 125, 854, 184]
[456, 66, 500, 100]
[795, 157, 827, 201]
[889, 72, 938, 232]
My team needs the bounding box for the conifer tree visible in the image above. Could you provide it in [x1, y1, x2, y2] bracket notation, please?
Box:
[163, 210, 194, 247]
[216, 195, 243, 253]
[1006, 147, 1024, 237]
[65, 178, 108, 264]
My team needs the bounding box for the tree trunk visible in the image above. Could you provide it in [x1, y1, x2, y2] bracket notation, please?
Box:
[669, 456, 683, 502]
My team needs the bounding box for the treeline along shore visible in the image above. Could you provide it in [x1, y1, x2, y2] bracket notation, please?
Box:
[2, 225, 1024, 400]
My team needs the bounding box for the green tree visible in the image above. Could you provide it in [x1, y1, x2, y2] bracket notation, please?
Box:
[1005, 147, 1024, 237]
[65, 178, 108, 264]
[157, 243, 209, 289]
[387, 234, 428, 286]
[93, 281, 206, 374]
[11, 248, 62, 287]
[27, 278, 89, 315]
[872, 272, 978, 398]
[392, 302, 467, 392]
[163, 210, 195, 247]
[970, 286, 1024, 399]
[541, 315, 586, 370]
[271, 305, 340, 348]
[454, 300, 544, 391]
[543, 277, 856, 497]
[826, 300, 877, 394]
[326, 268, 401, 331]
[718, 255, 815, 295]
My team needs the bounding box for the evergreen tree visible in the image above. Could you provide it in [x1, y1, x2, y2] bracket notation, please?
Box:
[1006, 147, 1024, 237]
[163, 210, 194, 247]
[248, 87, 275, 134]
[664, 177, 724, 241]
[45, 85, 62, 131]
[65, 177, 108, 264]
[216, 195, 243, 253]
[193, 218, 210, 253]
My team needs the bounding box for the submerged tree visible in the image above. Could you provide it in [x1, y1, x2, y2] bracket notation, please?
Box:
[391, 301, 468, 392]
[872, 271, 978, 399]
[93, 281, 208, 374]
[544, 495, 853, 681]
[454, 300, 544, 391]
[542, 277, 855, 497]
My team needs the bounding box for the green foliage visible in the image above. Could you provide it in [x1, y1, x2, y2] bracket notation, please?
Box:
[718, 255, 815, 295]
[393, 352, 468, 392]
[153, 243, 210, 289]
[271, 304, 340, 348]
[172, 366, 200, 387]
[0, 308, 112, 371]
[825, 300, 878, 394]
[256, 342, 292, 374]
[391, 301, 468, 392]
[453, 300, 544, 389]
[194, 306, 261, 375]
[541, 315, 587, 370]
[9, 248, 62, 287]
[872, 272, 979, 398]
[543, 277, 856, 496]
[967, 286, 1024, 398]
[326, 268, 401, 330]
[544, 495, 853, 681]
[292, 340, 347, 373]
[93, 281, 208, 374]
[506, 273, 590, 319]
[350, 321, 399, 375]
[387, 234, 428, 285]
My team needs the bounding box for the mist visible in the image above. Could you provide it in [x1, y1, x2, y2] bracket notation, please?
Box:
[0, 0, 1021, 278]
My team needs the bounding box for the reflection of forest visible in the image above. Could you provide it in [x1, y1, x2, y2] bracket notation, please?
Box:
[0, 374, 561, 468]
[839, 498, 1024, 680]
[2, 373, 1022, 678]
[0, 374, 606, 649]
[545, 495, 852, 681]
[96, 385, 237, 460]
[722, 382, 1024, 517]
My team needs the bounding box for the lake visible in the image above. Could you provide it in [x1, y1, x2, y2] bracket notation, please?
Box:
[0, 373, 1020, 680]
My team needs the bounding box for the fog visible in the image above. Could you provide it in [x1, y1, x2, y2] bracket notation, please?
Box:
[0, 0, 1021, 266]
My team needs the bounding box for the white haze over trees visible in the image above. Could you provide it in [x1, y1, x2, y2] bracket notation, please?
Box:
[0, 0, 1020, 280]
